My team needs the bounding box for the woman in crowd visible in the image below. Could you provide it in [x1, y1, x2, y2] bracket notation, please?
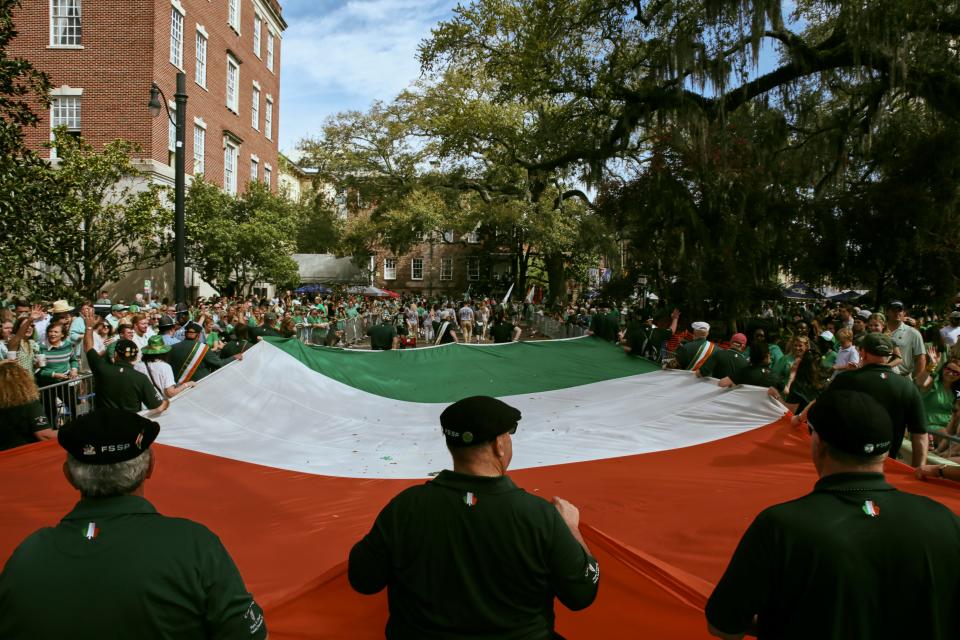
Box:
[37, 324, 78, 387]
[771, 334, 810, 389]
[782, 350, 826, 414]
[7, 316, 41, 374]
[917, 351, 960, 437]
[0, 361, 57, 450]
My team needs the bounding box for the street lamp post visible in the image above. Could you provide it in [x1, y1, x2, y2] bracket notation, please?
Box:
[148, 72, 188, 305]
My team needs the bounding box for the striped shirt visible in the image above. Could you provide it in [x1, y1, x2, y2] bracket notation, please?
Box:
[39, 342, 78, 377]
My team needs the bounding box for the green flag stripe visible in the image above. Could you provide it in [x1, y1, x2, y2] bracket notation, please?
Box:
[264, 337, 659, 403]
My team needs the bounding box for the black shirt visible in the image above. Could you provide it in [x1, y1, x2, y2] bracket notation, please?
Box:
[0, 400, 49, 451]
[828, 364, 927, 459]
[220, 340, 250, 360]
[86, 350, 163, 412]
[367, 324, 397, 350]
[732, 364, 783, 390]
[349, 471, 599, 639]
[706, 472, 960, 639]
[432, 320, 456, 345]
[700, 348, 748, 379]
[490, 321, 516, 343]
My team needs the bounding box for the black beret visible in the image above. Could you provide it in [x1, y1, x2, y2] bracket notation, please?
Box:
[808, 389, 892, 457]
[157, 314, 176, 329]
[114, 339, 139, 361]
[58, 408, 160, 465]
[440, 396, 522, 447]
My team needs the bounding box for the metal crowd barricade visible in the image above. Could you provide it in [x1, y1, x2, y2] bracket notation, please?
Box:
[531, 315, 586, 339]
[37, 373, 95, 428]
[342, 315, 368, 346]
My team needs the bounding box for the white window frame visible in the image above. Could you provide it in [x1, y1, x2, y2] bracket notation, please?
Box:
[224, 138, 239, 195]
[383, 258, 397, 281]
[169, 4, 184, 69]
[440, 257, 453, 281]
[227, 0, 240, 33]
[468, 256, 480, 281]
[264, 96, 273, 140]
[250, 155, 259, 181]
[253, 14, 262, 58]
[194, 28, 207, 89]
[266, 30, 275, 72]
[50, 90, 81, 157]
[251, 84, 260, 130]
[464, 230, 480, 243]
[193, 119, 205, 175]
[226, 54, 239, 113]
[264, 163, 272, 187]
[411, 257, 424, 280]
[443, 230, 454, 243]
[50, 0, 82, 48]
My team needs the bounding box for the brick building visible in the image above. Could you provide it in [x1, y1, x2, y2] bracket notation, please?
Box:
[9, 0, 286, 298]
[369, 232, 515, 297]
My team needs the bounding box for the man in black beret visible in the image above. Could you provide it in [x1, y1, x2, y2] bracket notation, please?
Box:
[0, 409, 267, 639]
[167, 320, 241, 384]
[817, 332, 927, 466]
[706, 389, 960, 640]
[349, 395, 599, 638]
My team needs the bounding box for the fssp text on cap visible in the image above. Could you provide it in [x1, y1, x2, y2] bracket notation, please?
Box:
[440, 396, 522, 447]
[808, 389, 892, 457]
[58, 408, 160, 465]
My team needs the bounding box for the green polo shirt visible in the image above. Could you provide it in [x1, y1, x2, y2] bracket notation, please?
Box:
[367, 323, 397, 350]
[0, 495, 266, 639]
[349, 470, 599, 640]
[700, 347, 748, 379]
[828, 364, 926, 459]
[731, 364, 783, 390]
[706, 472, 960, 639]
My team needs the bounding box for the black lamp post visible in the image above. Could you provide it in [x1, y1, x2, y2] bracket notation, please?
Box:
[148, 72, 188, 305]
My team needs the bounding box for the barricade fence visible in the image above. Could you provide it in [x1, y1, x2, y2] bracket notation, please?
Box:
[531, 314, 588, 339]
[37, 373, 95, 428]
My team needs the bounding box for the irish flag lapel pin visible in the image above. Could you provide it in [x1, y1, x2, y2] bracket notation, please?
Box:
[84, 522, 100, 540]
[463, 492, 477, 507]
[862, 501, 880, 517]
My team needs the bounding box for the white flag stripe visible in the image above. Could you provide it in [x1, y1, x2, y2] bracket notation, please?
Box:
[154, 342, 785, 479]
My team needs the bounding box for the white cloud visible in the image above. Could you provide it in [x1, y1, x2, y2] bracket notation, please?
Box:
[279, 0, 457, 149]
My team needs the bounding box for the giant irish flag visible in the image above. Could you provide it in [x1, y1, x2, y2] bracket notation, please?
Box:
[2, 337, 959, 638]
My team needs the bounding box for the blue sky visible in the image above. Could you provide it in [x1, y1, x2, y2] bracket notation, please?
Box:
[278, 0, 458, 154]
[277, 1, 788, 155]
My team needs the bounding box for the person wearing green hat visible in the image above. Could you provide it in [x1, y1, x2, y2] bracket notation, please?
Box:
[135, 335, 197, 399]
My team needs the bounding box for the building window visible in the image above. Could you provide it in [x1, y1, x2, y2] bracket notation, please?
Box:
[266, 31, 275, 72]
[264, 97, 273, 140]
[50, 0, 81, 47]
[193, 124, 205, 175]
[253, 14, 262, 58]
[226, 55, 239, 112]
[468, 256, 480, 281]
[264, 164, 271, 187]
[251, 86, 259, 130]
[411, 257, 423, 280]
[227, 0, 240, 32]
[51, 96, 81, 139]
[169, 6, 184, 68]
[224, 139, 238, 195]
[464, 230, 479, 243]
[442, 230, 454, 243]
[383, 257, 397, 280]
[167, 102, 177, 165]
[195, 30, 207, 88]
[441, 257, 453, 281]
[250, 156, 258, 181]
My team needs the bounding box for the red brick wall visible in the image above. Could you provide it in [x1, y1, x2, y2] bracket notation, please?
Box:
[372, 237, 486, 295]
[10, 0, 282, 192]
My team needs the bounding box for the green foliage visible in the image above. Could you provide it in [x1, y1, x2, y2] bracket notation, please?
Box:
[0, 0, 51, 291]
[19, 130, 172, 300]
[185, 177, 302, 295]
